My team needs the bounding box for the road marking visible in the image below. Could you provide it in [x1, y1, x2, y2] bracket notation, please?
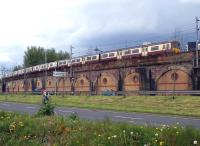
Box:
[58, 110, 73, 113]
[25, 106, 35, 109]
[114, 116, 143, 120]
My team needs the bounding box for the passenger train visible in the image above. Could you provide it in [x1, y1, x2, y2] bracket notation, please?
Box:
[4, 40, 180, 78]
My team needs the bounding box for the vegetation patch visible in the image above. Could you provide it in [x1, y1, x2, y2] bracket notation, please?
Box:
[0, 111, 200, 146]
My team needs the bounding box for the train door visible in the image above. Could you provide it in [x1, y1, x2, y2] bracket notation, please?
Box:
[142, 47, 148, 56]
[117, 51, 122, 59]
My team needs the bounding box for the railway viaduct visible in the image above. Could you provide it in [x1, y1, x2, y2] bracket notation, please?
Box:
[2, 51, 199, 95]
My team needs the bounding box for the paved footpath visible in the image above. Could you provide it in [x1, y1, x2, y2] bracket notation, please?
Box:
[0, 102, 200, 128]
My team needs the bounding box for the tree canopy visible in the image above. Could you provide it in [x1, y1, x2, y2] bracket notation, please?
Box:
[23, 46, 70, 67]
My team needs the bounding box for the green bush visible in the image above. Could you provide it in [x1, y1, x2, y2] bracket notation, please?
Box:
[36, 101, 55, 116]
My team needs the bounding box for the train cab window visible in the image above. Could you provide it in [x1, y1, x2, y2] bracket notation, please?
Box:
[76, 59, 81, 62]
[151, 46, 159, 51]
[87, 56, 91, 60]
[124, 50, 131, 55]
[50, 64, 53, 67]
[63, 61, 66, 64]
[132, 49, 139, 54]
[102, 54, 108, 58]
[59, 62, 62, 65]
[71, 60, 76, 63]
[92, 56, 97, 60]
[109, 53, 115, 57]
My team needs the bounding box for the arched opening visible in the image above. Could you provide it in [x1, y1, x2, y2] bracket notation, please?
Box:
[157, 69, 192, 90]
[124, 73, 140, 91]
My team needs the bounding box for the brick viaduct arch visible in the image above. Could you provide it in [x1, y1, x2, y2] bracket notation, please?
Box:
[124, 71, 140, 91]
[96, 72, 118, 94]
[75, 75, 90, 92]
[156, 65, 192, 90]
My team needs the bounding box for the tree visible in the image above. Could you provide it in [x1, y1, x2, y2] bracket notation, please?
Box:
[23, 47, 70, 67]
[13, 65, 23, 71]
[57, 50, 70, 60]
[24, 46, 45, 67]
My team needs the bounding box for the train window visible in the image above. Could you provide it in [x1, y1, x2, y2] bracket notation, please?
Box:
[102, 54, 108, 58]
[151, 46, 159, 51]
[63, 61, 66, 64]
[119, 52, 122, 55]
[76, 59, 80, 62]
[87, 56, 91, 60]
[71, 60, 76, 63]
[109, 53, 115, 57]
[166, 44, 169, 49]
[162, 45, 166, 49]
[50, 64, 53, 67]
[124, 50, 131, 55]
[92, 56, 97, 60]
[132, 49, 139, 54]
[59, 62, 62, 65]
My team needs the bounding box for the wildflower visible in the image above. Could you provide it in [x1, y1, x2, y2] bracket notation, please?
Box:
[155, 133, 158, 137]
[1, 116, 4, 119]
[112, 135, 117, 138]
[123, 130, 126, 133]
[108, 137, 111, 140]
[193, 140, 198, 145]
[130, 132, 134, 135]
[160, 141, 164, 146]
[174, 126, 177, 129]
[176, 122, 179, 125]
[176, 131, 179, 134]
[98, 134, 101, 137]
[155, 139, 158, 142]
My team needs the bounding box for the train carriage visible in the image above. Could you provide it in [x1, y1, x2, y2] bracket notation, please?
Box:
[71, 57, 83, 65]
[100, 51, 118, 61]
[58, 60, 70, 67]
[83, 54, 99, 64]
[47, 61, 57, 69]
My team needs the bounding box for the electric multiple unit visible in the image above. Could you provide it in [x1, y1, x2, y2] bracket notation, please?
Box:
[4, 40, 180, 78]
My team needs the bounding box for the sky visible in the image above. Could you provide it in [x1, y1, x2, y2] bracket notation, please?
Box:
[0, 0, 200, 68]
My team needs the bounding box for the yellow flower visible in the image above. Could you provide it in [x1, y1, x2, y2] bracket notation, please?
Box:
[160, 141, 164, 146]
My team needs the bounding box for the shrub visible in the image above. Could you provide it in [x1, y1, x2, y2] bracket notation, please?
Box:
[36, 101, 55, 116]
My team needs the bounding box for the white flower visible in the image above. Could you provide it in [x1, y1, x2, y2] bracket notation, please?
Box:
[107, 137, 111, 140]
[155, 133, 158, 137]
[193, 140, 197, 145]
[113, 135, 117, 138]
[130, 132, 133, 135]
[144, 144, 147, 146]
[123, 130, 125, 133]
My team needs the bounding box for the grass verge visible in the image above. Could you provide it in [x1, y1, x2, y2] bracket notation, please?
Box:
[0, 111, 200, 146]
[0, 94, 200, 117]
